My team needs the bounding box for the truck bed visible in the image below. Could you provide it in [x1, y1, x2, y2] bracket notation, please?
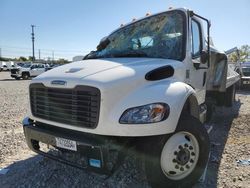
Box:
[206, 47, 240, 92]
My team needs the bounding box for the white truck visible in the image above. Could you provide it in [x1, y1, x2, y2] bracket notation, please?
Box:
[10, 63, 46, 80]
[22, 8, 239, 187]
[0, 61, 15, 71]
[235, 62, 250, 87]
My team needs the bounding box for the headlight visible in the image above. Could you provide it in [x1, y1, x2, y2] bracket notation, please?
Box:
[119, 103, 169, 124]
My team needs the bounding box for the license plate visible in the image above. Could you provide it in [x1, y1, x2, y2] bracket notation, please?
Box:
[55, 137, 77, 151]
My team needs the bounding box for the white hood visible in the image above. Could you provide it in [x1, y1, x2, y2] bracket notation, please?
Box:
[33, 58, 185, 88]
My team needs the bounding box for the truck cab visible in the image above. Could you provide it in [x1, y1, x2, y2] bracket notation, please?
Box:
[22, 8, 239, 187]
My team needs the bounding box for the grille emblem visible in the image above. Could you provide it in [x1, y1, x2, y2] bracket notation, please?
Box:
[51, 80, 67, 85]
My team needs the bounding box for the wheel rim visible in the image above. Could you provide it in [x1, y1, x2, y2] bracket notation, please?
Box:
[160, 131, 199, 180]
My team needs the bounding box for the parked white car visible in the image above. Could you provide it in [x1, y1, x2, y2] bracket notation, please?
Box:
[10, 63, 46, 80]
[0, 61, 15, 71]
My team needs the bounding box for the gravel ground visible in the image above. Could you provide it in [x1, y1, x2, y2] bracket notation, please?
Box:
[0, 71, 249, 188]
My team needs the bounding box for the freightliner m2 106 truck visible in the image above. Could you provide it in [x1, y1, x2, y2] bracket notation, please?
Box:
[23, 8, 239, 187]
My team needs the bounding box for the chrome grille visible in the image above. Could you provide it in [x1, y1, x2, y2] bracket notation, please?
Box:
[30, 83, 100, 128]
[11, 68, 18, 74]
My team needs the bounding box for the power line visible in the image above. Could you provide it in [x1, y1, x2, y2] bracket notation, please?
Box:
[1, 49, 83, 56]
[0, 45, 90, 60]
[0, 45, 88, 53]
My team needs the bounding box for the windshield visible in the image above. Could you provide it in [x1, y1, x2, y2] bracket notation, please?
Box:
[242, 67, 250, 76]
[22, 64, 31, 68]
[86, 11, 185, 61]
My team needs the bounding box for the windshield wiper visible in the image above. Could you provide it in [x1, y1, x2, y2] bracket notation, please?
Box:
[113, 51, 148, 58]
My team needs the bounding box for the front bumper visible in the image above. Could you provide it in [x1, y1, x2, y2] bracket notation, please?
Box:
[11, 74, 21, 78]
[22, 117, 131, 174]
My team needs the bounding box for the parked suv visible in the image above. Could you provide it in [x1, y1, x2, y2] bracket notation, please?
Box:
[235, 62, 250, 87]
[11, 63, 46, 80]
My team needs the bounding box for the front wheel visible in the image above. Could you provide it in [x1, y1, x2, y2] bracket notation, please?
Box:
[144, 116, 210, 188]
[22, 73, 29, 80]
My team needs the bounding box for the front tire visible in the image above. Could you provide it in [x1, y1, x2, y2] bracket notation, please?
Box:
[22, 73, 29, 80]
[144, 116, 210, 188]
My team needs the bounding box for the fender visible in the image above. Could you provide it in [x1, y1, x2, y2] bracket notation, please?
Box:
[107, 79, 199, 136]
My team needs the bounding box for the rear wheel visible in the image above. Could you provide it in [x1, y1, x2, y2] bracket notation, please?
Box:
[205, 104, 213, 123]
[144, 116, 210, 188]
[236, 80, 242, 90]
[225, 85, 236, 107]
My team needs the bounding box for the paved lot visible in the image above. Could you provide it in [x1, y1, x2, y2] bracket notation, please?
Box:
[0, 71, 249, 188]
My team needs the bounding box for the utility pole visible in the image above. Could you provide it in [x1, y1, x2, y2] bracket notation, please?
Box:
[31, 25, 36, 62]
[0, 48, 2, 58]
[39, 49, 41, 59]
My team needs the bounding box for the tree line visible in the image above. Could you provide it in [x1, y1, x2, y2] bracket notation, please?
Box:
[228, 45, 250, 63]
[0, 56, 70, 64]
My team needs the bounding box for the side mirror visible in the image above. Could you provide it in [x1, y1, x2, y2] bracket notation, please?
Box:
[200, 50, 208, 64]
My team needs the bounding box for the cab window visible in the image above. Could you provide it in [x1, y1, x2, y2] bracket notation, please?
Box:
[31, 65, 38, 69]
[37, 64, 44, 68]
[191, 20, 202, 57]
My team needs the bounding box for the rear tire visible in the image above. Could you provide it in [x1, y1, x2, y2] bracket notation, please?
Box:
[236, 80, 241, 90]
[225, 85, 235, 107]
[144, 116, 210, 188]
[205, 104, 213, 123]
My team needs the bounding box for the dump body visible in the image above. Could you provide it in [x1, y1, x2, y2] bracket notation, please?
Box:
[206, 46, 240, 92]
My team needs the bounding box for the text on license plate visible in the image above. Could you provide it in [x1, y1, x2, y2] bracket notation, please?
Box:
[55, 137, 77, 151]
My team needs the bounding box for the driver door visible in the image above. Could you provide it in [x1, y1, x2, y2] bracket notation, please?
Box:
[189, 18, 208, 104]
[30, 64, 38, 76]
[36, 64, 45, 75]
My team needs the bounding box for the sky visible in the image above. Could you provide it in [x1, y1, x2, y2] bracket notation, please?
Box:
[0, 0, 250, 60]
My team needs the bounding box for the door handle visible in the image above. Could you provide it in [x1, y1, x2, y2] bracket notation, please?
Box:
[203, 72, 207, 86]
